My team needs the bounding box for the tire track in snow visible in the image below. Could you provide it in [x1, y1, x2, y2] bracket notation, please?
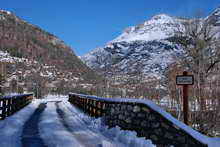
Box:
[39, 101, 82, 147]
[55, 102, 116, 147]
[55, 102, 76, 135]
[21, 103, 47, 147]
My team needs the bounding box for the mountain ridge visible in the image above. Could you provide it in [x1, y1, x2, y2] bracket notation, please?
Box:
[82, 7, 220, 79]
[0, 10, 101, 96]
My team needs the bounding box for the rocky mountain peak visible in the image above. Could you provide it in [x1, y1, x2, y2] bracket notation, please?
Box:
[0, 10, 12, 15]
[150, 14, 174, 23]
[206, 6, 220, 26]
[0, 10, 13, 20]
[82, 7, 220, 79]
[112, 13, 182, 43]
[212, 6, 220, 16]
[82, 12, 185, 77]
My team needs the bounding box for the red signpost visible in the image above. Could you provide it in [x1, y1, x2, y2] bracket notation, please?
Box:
[176, 71, 194, 125]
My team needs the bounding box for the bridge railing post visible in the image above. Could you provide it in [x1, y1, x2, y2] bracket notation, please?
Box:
[2, 99, 6, 119]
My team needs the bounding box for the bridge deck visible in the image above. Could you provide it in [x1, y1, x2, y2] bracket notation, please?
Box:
[0, 96, 154, 147]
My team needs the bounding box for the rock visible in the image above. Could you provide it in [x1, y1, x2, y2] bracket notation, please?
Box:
[150, 135, 158, 141]
[133, 120, 140, 126]
[112, 115, 118, 119]
[115, 107, 120, 112]
[137, 113, 145, 118]
[152, 122, 160, 128]
[121, 105, 127, 110]
[124, 111, 130, 116]
[114, 120, 120, 125]
[127, 105, 133, 111]
[141, 120, 148, 127]
[154, 128, 162, 135]
[142, 107, 150, 113]
[118, 114, 124, 120]
[148, 115, 156, 121]
[110, 108, 115, 114]
[125, 118, 131, 123]
[130, 112, 136, 118]
[161, 122, 170, 129]
[164, 132, 174, 139]
[133, 106, 141, 112]
[177, 136, 186, 143]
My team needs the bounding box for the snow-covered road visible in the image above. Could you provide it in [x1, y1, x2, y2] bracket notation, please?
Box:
[0, 95, 155, 147]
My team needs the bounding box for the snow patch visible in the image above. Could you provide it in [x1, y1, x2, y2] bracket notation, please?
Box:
[0, 10, 12, 15]
[0, 50, 31, 63]
[38, 102, 82, 147]
[112, 14, 183, 43]
[37, 96, 155, 147]
[0, 100, 40, 147]
[63, 99, 156, 147]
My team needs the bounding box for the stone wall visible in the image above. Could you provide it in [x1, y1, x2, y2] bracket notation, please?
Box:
[69, 93, 208, 147]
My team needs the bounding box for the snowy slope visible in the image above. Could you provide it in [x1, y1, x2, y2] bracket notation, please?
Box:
[0, 50, 29, 63]
[113, 14, 185, 43]
[205, 6, 220, 39]
[82, 40, 184, 78]
[82, 7, 220, 78]
[206, 6, 220, 26]
[81, 14, 186, 78]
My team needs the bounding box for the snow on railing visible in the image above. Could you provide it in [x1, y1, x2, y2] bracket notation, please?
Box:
[0, 93, 33, 120]
[69, 93, 211, 147]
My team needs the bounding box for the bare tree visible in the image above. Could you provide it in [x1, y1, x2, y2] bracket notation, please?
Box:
[173, 13, 220, 135]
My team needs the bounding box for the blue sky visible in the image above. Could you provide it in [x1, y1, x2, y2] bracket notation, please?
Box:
[0, 0, 219, 56]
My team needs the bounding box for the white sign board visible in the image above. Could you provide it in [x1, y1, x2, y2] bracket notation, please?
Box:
[176, 75, 194, 85]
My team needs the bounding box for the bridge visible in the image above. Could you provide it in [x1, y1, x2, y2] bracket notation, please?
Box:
[0, 93, 219, 147]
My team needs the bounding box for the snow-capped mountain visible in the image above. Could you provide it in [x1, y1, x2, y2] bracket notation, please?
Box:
[82, 14, 186, 78]
[113, 14, 185, 43]
[82, 40, 184, 78]
[82, 7, 220, 78]
[206, 7, 220, 26]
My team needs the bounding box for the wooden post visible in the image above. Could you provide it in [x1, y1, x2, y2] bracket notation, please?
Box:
[2, 99, 6, 119]
[183, 71, 189, 125]
[176, 71, 194, 125]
